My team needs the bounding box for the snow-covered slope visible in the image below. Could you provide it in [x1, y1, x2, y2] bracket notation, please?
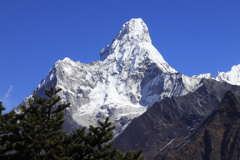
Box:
[192, 73, 212, 79]
[14, 18, 203, 133]
[193, 64, 240, 86]
[215, 64, 240, 85]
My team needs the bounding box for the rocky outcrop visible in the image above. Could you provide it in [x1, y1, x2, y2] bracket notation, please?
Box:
[155, 90, 240, 160]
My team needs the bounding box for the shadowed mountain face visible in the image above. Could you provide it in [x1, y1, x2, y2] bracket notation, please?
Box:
[155, 91, 240, 160]
[112, 79, 240, 160]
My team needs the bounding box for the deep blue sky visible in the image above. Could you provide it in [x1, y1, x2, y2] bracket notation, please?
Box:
[1, 0, 240, 113]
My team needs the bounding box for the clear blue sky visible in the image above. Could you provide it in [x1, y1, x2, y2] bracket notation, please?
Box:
[1, 0, 240, 113]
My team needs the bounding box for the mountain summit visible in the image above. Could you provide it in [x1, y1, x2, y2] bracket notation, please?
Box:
[100, 18, 177, 73]
[114, 18, 151, 43]
[100, 18, 152, 61]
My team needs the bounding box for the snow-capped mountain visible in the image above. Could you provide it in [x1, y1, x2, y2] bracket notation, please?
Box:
[193, 64, 240, 86]
[13, 19, 210, 133]
[215, 64, 240, 85]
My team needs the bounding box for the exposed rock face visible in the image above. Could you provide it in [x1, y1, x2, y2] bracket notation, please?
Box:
[112, 79, 240, 160]
[154, 91, 240, 160]
[13, 18, 202, 134]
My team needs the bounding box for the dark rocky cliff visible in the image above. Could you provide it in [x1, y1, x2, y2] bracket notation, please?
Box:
[112, 79, 240, 160]
[155, 91, 240, 160]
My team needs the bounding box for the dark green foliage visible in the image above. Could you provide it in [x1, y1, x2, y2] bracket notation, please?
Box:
[0, 83, 144, 160]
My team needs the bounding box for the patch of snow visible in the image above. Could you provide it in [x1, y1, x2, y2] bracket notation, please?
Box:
[192, 73, 212, 79]
[152, 138, 176, 159]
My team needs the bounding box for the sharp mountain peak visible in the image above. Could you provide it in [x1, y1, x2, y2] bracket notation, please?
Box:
[114, 18, 151, 43]
[100, 18, 177, 74]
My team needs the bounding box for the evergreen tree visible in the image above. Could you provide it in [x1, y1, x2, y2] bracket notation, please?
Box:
[0, 83, 69, 159]
[0, 83, 143, 160]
